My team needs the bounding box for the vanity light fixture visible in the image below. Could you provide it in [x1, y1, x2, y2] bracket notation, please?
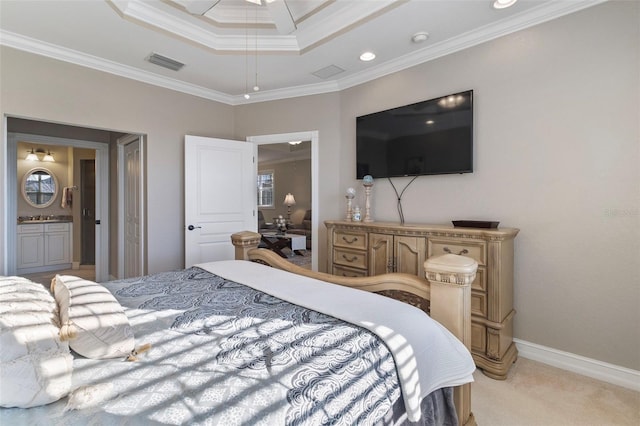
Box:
[42, 150, 55, 162]
[25, 148, 55, 162]
[493, 0, 517, 9]
[288, 140, 302, 145]
[25, 148, 39, 161]
[359, 51, 376, 62]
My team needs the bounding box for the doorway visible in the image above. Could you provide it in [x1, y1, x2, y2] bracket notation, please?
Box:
[80, 159, 96, 265]
[248, 131, 319, 271]
[5, 117, 144, 282]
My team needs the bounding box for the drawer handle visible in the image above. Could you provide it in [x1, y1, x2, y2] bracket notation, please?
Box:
[443, 247, 469, 255]
[342, 236, 359, 244]
[342, 254, 358, 263]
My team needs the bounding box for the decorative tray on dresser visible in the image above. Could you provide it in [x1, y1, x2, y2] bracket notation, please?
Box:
[325, 220, 520, 380]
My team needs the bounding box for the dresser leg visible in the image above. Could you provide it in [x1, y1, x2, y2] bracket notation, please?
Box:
[473, 342, 518, 380]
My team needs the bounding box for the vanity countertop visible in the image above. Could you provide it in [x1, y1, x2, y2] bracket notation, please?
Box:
[18, 215, 73, 224]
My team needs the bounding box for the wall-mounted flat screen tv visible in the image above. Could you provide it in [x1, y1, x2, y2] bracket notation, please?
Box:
[356, 90, 473, 179]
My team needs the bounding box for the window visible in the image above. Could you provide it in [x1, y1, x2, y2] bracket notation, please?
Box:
[257, 170, 274, 208]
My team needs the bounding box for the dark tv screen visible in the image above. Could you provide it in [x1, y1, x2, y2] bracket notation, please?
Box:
[356, 90, 473, 179]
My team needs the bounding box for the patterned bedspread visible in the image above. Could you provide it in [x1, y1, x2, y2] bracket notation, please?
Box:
[0, 266, 458, 425]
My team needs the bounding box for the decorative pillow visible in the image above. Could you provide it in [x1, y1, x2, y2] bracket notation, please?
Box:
[52, 275, 134, 359]
[0, 276, 73, 408]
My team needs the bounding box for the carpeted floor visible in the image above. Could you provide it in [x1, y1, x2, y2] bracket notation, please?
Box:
[472, 358, 639, 425]
[20, 266, 96, 286]
[286, 249, 312, 269]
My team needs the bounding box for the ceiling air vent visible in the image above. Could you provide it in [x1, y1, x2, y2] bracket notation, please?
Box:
[312, 65, 345, 80]
[146, 53, 185, 71]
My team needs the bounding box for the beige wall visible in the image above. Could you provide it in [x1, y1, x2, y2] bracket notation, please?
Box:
[1, 2, 638, 370]
[235, 2, 640, 370]
[258, 158, 311, 224]
[0, 47, 236, 275]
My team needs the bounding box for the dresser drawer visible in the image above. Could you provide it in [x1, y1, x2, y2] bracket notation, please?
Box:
[333, 230, 368, 250]
[332, 265, 368, 278]
[472, 267, 487, 292]
[428, 239, 486, 266]
[471, 323, 486, 353]
[333, 248, 367, 269]
[471, 290, 487, 317]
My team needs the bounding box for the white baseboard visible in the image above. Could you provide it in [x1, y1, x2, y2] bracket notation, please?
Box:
[514, 338, 640, 392]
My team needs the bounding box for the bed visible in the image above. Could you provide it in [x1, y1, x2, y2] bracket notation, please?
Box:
[0, 232, 477, 425]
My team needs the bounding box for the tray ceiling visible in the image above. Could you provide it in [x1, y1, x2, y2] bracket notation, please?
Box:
[0, 0, 605, 105]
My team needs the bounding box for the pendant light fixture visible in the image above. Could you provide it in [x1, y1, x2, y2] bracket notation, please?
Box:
[243, 2, 261, 100]
[253, 2, 259, 93]
[244, 3, 251, 99]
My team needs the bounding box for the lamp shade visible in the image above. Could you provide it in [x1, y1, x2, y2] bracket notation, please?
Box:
[42, 151, 55, 162]
[283, 193, 296, 206]
[25, 149, 38, 161]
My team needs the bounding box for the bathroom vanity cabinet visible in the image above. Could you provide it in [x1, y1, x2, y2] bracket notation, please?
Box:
[17, 222, 72, 273]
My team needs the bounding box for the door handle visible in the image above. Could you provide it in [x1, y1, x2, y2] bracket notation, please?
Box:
[187, 225, 202, 231]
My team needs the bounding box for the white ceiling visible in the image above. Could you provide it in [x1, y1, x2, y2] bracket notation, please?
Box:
[0, 0, 605, 105]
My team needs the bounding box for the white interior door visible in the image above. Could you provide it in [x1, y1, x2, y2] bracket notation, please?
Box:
[118, 134, 144, 278]
[185, 135, 256, 267]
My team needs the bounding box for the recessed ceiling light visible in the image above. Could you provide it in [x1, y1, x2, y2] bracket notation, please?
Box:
[493, 0, 517, 9]
[412, 32, 429, 43]
[359, 51, 376, 62]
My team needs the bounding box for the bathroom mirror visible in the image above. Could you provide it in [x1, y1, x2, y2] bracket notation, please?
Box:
[22, 167, 58, 208]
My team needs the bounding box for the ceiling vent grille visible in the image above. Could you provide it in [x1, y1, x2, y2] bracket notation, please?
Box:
[312, 65, 345, 80]
[147, 53, 185, 71]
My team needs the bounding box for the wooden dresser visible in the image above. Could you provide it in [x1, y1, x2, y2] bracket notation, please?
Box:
[325, 220, 519, 379]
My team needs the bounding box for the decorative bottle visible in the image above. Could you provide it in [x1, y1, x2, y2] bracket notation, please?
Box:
[352, 206, 362, 222]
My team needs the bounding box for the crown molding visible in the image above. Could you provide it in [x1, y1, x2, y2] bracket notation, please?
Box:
[112, 0, 397, 53]
[231, 80, 341, 105]
[335, 0, 609, 92]
[0, 0, 607, 106]
[0, 30, 235, 105]
[113, 0, 299, 52]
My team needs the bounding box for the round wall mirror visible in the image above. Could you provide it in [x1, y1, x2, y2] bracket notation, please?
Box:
[22, 167, 59, 208]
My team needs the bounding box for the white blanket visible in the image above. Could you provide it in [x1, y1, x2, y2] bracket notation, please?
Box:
[197, 260, 475, 422]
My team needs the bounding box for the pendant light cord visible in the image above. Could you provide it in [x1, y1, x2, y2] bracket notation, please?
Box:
[244, 6, 249, 97]
[254, 3, 259, 91]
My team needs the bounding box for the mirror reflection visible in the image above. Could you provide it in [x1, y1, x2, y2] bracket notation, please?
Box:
[22, 168, 58, 208]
